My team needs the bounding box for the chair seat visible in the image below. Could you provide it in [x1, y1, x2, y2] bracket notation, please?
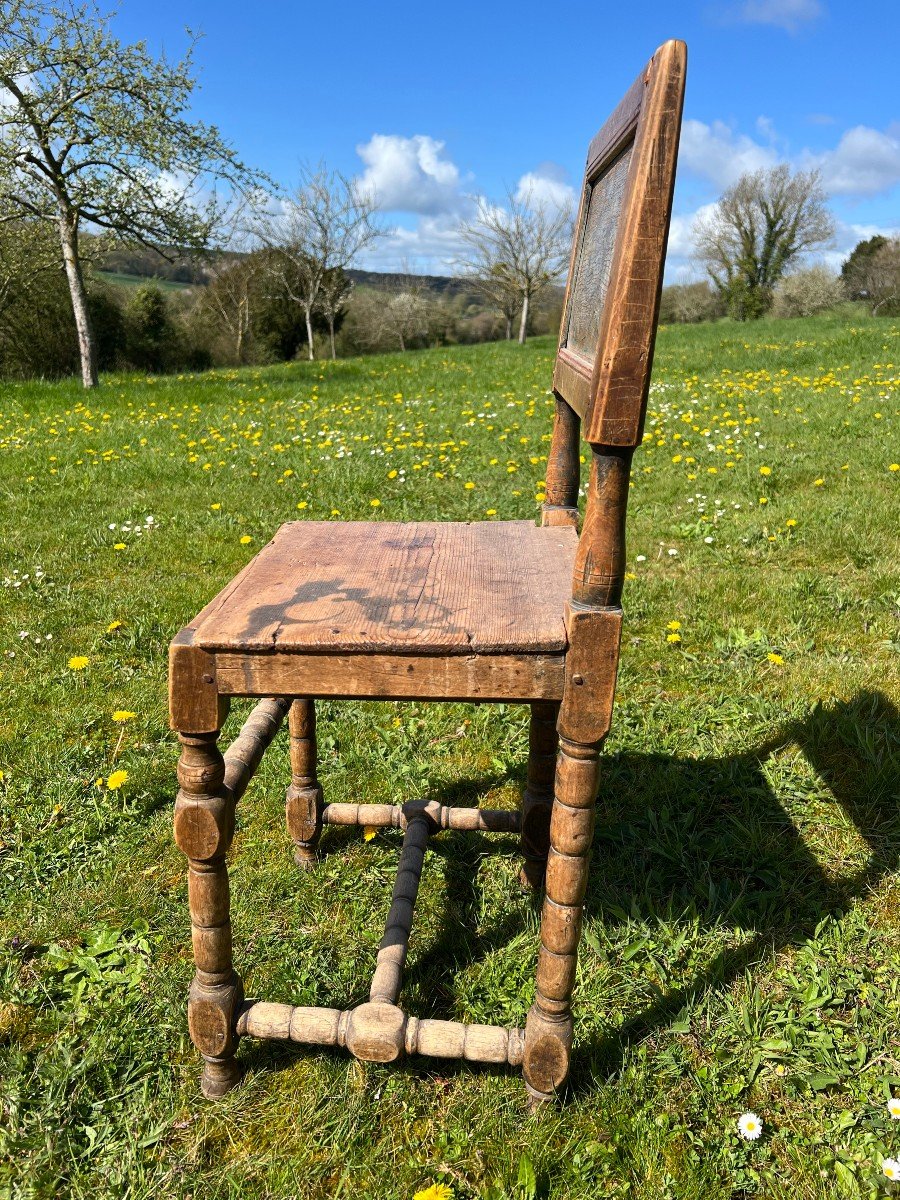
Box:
[189, 520, 579, 656]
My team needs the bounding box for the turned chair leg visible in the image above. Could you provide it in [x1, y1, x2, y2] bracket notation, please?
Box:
[522, 732, 600, 1102]
[519, 701, 560, 890]
[286, 698, 324, 869]
[173, 729, 244, 1099]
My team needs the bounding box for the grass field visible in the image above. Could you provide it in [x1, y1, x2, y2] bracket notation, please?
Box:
[1, 314, 898, 1199]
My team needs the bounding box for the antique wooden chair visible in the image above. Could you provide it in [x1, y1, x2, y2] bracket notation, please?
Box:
[169, 39, 686, 1103]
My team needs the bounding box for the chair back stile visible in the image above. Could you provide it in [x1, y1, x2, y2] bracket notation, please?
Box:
[543, 39, 687, 614]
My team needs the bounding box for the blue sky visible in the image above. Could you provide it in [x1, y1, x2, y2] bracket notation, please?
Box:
[114, 0, 900, 277]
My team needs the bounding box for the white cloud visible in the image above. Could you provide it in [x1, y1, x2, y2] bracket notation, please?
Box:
[358, 213, 469, 273]
[678, 119, 778, 188]
[515, 162, 575, 212]
[809, 126, 900, 197]
[356, 134, 465, 215]
[734, 0, 823, 32]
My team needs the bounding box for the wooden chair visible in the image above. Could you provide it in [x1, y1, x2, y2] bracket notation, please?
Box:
[169, 39, 686, 1104]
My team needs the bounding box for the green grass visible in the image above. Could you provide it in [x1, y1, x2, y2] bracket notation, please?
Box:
[1, 313, 899, 1199]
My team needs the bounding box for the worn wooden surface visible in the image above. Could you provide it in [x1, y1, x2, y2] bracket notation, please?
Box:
[189, 521, 577, 656]
[214, 649, 567, 702]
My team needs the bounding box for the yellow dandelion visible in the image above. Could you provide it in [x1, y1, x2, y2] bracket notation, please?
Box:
[759, 465, 771, 476]
[68, 655, 89, 670]
[113, 542, 126, 551]
[363, 827, 378, 842]
[240, 535, 252, 544]
[106, 769, 128, 791]
[767, 652, 784, 665]
[785, 518, 797, 527]
[464, 481, 475, 490]
[112, 711, 136, 723]
[813, 478, 824, 486]
[666, 632, 682, 644]
[413, 1186, 453, 1200]
[387, 469, 398, 479]
[889, 463, 899, 472]
[296, 501, 308, 509]
[107, 620, 123, 632]
[666, 620, 682, 631]
[485, 508, 497, 516]
[210, 502, 221, 510]
[759, 497, 768, 505]
[370, 498, 381, 507]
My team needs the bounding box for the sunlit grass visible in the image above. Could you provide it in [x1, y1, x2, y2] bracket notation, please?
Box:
[1, 313, 899, 1198]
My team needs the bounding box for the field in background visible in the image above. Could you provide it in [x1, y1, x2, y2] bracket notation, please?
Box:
[0, 314, 898, 1199]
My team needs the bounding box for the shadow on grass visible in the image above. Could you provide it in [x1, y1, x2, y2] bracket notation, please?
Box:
[238, 690, 899, 1094]
[576, 688, 900, 1092]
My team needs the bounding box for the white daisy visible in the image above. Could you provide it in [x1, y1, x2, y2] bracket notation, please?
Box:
[737, 1112, 762, 1140]
[888, 1097, 900, 1120]
[883, 1158, 900, 1180]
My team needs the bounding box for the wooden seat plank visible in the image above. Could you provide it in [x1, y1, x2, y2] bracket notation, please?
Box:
[190, 520, 578, 656]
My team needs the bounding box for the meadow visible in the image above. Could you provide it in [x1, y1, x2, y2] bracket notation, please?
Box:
[0, 313, 898, 1199]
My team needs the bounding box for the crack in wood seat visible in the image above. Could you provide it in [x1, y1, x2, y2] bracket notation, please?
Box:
[189, 520, 579, 656]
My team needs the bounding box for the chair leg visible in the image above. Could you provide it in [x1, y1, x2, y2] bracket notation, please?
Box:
[519, 700, 560, 890]
[522, 733, 600, 1102]
[173, 729, 244, 1099]
[286, 698, 324, 869]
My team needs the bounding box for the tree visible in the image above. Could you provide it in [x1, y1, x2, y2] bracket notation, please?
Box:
[250, 165, 382, 361]
[458, 191, 571, 344]
[318, 266, 353, 360]
[771, 266, 842, 318]
[202, 254, 263, 363]
[0, 1, 260, 387]
[694, 165, 834, 320]
[842, 236, 900, 315]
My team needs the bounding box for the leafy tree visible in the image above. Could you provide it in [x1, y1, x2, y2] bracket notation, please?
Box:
[458, 190, 572, 344]
[694, 165, 834, 319]
[841, 235, 887, 299]
[0, 1, 260, 387]
[124, 284, 175, 372]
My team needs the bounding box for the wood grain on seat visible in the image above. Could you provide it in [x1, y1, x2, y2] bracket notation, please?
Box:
[189, 520, 579, 655]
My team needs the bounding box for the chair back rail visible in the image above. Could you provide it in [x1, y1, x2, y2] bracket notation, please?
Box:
[541, 39, 686, 608]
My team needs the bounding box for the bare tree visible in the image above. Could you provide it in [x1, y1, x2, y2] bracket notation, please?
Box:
[0, 0, 261, 387]
[694, 165, 834, 320]
[202, 254, 263, 362]
[250, 165, 382, 360]
[851, 238, 900, 315]
[457, 190, 572, 344]
[318, 266, 353, 359]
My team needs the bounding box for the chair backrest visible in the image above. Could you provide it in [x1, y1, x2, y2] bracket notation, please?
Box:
[541, 40, 686, 610]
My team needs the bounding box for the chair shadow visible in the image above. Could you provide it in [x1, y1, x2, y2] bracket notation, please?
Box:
[574, 688, 900, 1093]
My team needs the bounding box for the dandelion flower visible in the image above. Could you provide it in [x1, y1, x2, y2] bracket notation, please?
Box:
[759, 466, 771, 476]
[363, 827, 378, 842]
[737, 1112, 762, 1140]
[240, 535, 252, 545]
[68, 655, 89, 670]
[889, 464, 899, 472]
[413, 1186, 453, 1200]
[296, 501, 308, 509]
[106, 769, 128, 791]
[113, 542, 126, 551]
[210, 503, 221, 510]
[667, 620, 682, 631]
[485, 508, 497, 516]
[813, 478, 824, 486]
[883, 1159, 900, 1180]
[666, 632, 682, 644]
[767, 652, 784, 665]
[370, 499, 381, 507]
[759, 496, 768, 505]
[785, 518, 797, 527]
[107, 620, 123, 632]
[112, 711, 136, 723]
[888, 1097, 900, 1119]
[464, 481, 475, 490]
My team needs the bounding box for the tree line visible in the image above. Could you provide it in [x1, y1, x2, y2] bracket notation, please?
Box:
[1, 1, 896, 388]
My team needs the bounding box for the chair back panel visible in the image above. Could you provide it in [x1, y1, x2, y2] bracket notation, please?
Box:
[552, 40, 686, 447]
